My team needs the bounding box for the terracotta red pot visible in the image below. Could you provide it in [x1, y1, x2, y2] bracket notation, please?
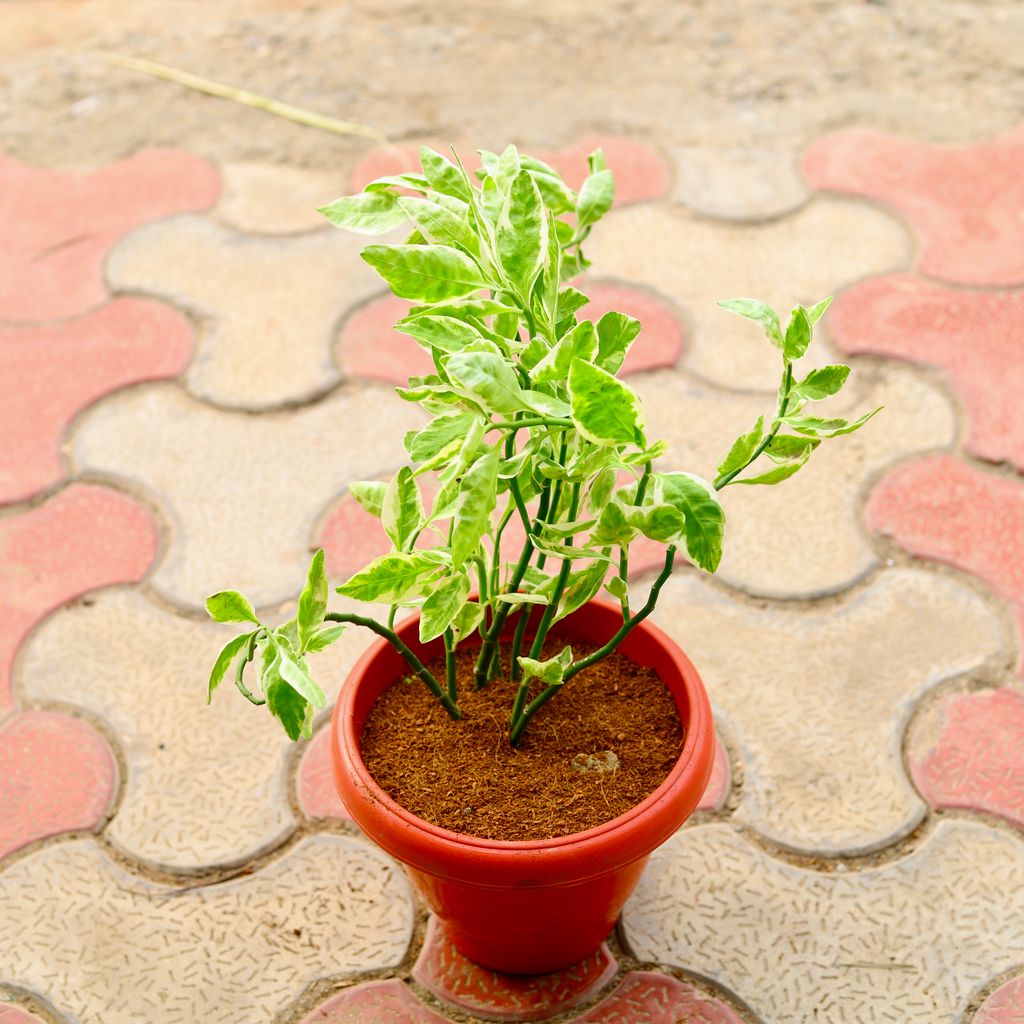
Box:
[330, 597, 714, 974]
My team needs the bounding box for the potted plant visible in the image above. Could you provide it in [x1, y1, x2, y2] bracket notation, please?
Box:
[205, 144, 876, 974]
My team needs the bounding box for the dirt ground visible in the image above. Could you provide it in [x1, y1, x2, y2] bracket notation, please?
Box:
[2, 0, 1022, 171]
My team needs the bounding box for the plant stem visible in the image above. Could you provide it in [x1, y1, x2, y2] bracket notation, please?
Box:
[493, 417, 573, 430]
[324, 612, 461, 719]
[234, 630, 265, 705]
[443, 628, 457, 703]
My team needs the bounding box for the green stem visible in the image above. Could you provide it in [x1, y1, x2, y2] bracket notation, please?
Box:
[234, 630, 265, 705]
[508, 604, 532, 684]
[443, 628, 457, 703]
[617, 549, 630, 617]
[493, 417, 573, 430]
[324, 612, 461, 719]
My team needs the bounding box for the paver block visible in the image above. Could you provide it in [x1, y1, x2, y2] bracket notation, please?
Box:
[0, 710, 115, 859]
[0, 1008, 48, 1024]
[0, 298, 193, 504]
[587, 198, 909, 391]
[71, 382, 423, 611]
[218, 161, 348, 234]
[975, 976, 1024, 1024]
[0, 483, 156, 710]
[867, 454, 1024, 670]
[650, 568, 1007, 855]
[670, 145, 809, 220]
[623, 821, 1024, 1022]
[910, 687, 1024, 829]
[831, 275, 1024, 470]
[20, 588, 380, 872]
[576, 972, 742, 1024]
[803, 125, 1024, 286]
[413, 916, 616, 1022]
[634, 361, 953, 598]
[106, 215, 388, 409]
[300, 979, 447, 1024]
[0, 148, 219, 321]
[0, 835, 413, 1024]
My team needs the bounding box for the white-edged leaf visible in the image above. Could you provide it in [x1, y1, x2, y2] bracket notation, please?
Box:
[297, 549, 328, 651]
[349, 480, 387, 518]
[208, 632, 253, 702]
[718, 298, 783, 348]
[362, 244, 489, 302]
[595, 311, 641, 373]
[382, 467, 425, 551]
[716, 415, 765, 478]
[568, 358, 646, 447]
[336, 551, 444, 603]
[317, 191, 407, 234]
[419, 572, 471, 642]
[206, 591, 260, 625]
[451, 445, 500, 567]
[658, 472, 725, 573]
[577, 168, 615, 227]
[497, 169, 547, 296]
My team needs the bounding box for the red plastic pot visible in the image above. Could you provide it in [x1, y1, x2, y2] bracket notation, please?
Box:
[330, 597, 714, 974]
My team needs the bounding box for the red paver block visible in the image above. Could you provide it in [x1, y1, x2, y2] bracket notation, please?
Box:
[0, 483, 157, 710]
[975, 976, 1024, 1023]
[0, 298, 194, 505]
[337, 282, 684, 387]
[297, 725, 350, 822]
[0, 709, 116, 859]
[0, 1009, 48, 1024]
[414, 916, 616, 1022]
[577, 971, 742, 1024]
[911, 688, 1024, 829]
[350, 134, 670, 206]
[300, 979, 447, 1024]
[831, 275, 1024, 470]
[802, 125, 1024, 287]
[0, 148, 219, 321]
[867, 454, 1024, 668]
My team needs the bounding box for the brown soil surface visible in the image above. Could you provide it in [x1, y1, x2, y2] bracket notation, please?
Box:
[360, 640, 683, 841]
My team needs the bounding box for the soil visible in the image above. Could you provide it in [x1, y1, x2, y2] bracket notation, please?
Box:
[360, 639, 683, 841]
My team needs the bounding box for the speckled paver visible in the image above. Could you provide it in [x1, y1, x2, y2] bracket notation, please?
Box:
[623, 820, 1024, 1023]
[0, 148, 219, 321]
[70, 382, 423, 611]
[0, 297, 193, 504]
[0, 835, 413, 1024]
[106, 215, 389, 409]
[217, 161, 349, 234]
[588, 198, 909, 391]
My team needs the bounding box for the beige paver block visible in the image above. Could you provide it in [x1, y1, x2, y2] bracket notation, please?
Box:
[669, 146, 809, 220]
[18, 589, 380, 872]
[636, 362, 953, 598]
[587, 199, 910, 391]
[648, 569, 1007, 854]
[106, 215, 387, 409]
[623, 821, 1024, 1023]
[71, 382, 423, 611]
[0, 835, 413, 1024]
[217, 162, 348, 234]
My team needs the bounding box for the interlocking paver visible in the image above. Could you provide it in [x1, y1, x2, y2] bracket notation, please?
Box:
[0, 298, 193, 504]
[336, 280, 684, 387]
[576, 972, 742, 1024]
[0, 710, 115, 859]
[70, 382, 423, 611]
[0, 148, 219, 321]
[636, 361, 952, 598]
[217, 161, 348, 234]
[975, 977, 1024, 1024]
[0, 835, 413, 1024]
[910, 687, 1024, 829]
[19, 589, 377, 871]
[831, 274, 1024, 470]
[867, 454, 1024, 669]
[106, 215, 388, 409]
[413, 916, 616, 1022]
[0, 1008, 48, 1024]
[0, 483, 156, 711]
[587, 198, 909, 391]
[623, 820, 1024, 1022]
[350, 134, 670, 205]
[300, 980, 447, 1024]
[669, 145, 809, 220]
[650, 568, 1007, 854]
[802, 125, 1024, 286]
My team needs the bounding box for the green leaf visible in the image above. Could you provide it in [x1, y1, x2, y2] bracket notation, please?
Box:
[362, 244, 488, 302]
[336, 551, 444, 603]
[556, 286, 590, 320]
[624, 503, 686, 543]
[806, 295, 834, 324]
[305, 623, 346, 653]
[517, 645, 573, 686]
[317, 191, 408, 234]
[398, 196, 479, 255]
[276, 647, 326, 709]
[396, 314, 483, 354]
[349, 480, 387, 518]
[521, 156, 577, 214]
[658, 473, 725, 573]
[765, 434, 820, 462]
[554, 560, 608, 623]
[265, 676, 309, 740]
[497, 169, 547, 296]
[733, 455, 810, 485]
[382, 467, 425, 551]
[208, 632, 253, 702]
[568, 358, 646, 447]
[450, 600, 485, 642]
[494, 144, 521, 193]
[783, 408, 881, 438]
[595, 311, 642, 373]
[206, 591, 260, 625]
[783, 305, 812, 361]
[363, 172, 430, 192]
[531, 320, 598, 385]
[590, 501, 639, 547]
[604, 575, 629, 604]
[451, 446, 500, 567]
[588, 466, 617, 511]
[405, 412, 477, 461]
[717, 298, 783, 348]
[577, 168, 615, 228]
[406, 297, 516, 321]
[447, 351, 525, 415]
[297, 549, 328, 652]
[420, 146, 471, 200]
[494, 592, 550, 605]
[792, 365, 850, 401]
[716, 415, 765, 478]
[419, 572, 472, 642]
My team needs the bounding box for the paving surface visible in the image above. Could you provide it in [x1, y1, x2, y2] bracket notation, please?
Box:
[1, 3, 1023, 1021]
